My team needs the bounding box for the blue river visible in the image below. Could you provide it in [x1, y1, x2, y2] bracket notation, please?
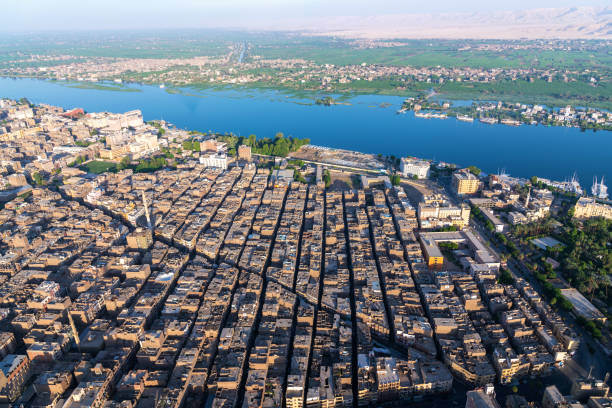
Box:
[1, 77, 610, 186]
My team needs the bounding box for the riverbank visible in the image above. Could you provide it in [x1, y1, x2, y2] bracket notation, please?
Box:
[401, 97, 612, 131]
[26, 78, 612, 131]
[4, 73, 612, 111]
[1, 77, 610, 184]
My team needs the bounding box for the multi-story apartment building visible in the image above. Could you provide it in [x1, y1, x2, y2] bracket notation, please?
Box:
[0, 354, 31, 403]
[200, 153, 228, 170]
[400, 158, 430, 179]
[453, 169, 481, 196]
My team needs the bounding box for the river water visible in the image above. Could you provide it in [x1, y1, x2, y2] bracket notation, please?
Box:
[1, 77, 610, 186]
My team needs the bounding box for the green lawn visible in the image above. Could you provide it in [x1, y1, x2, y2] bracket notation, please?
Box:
[81, 160, 116, 174]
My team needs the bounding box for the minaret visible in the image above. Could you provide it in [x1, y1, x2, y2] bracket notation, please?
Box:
[142, 190, 152, 229]
[525, 188, 531, 208]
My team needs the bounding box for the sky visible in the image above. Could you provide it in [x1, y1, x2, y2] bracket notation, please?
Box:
[3, 0, 610, 32]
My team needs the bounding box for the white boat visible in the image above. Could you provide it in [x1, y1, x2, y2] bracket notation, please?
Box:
[159, 84, 165, 89]
[592, 176, 608, 200]
[479, 117, 498, 125]
[415, 111, 447, 119]
[457, 115, 474, 122]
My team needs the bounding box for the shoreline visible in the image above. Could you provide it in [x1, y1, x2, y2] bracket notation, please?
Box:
[3, 75, 612, 114]
[2, 79, 610, 185]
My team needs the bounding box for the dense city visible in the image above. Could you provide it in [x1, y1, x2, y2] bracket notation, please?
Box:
[0, 99, 610, 408]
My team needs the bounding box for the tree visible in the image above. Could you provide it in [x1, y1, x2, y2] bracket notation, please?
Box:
[391, 174, 401, 186]
[293, 170, 306, 184]
[467, 165, 481, 176]
[498, 268, 515, 285]
[18, 97, 32, 107]
[116, 155, 131, 171]
[32, 172, 44, 186]
[323, 170, 331, 188]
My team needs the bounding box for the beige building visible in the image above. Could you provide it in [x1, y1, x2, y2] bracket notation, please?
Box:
[238, 145, 252, 161]
[126, 228, 153, 250]
[0, 355, 31, 403]
[573, 197, 612, 220]
[453, 170, 481, 196]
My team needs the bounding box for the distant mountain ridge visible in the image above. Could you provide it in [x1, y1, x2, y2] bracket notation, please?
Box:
[282, 6, 611, 39]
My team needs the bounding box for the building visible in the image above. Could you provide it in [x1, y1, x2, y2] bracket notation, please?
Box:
[400, 158, 430, 179]
[418, 201, 471, 230]
[0, 333, 16, 359]
[480, 208, 505, 233]
[200, 139, 227, 153]
[126, 227, 153, 250]
[507, 211, 528, 225]
[560, 288, 607, 324]
[420, 236, 444, 269]
[542, 385, 567, 408]
[271, 169, 294, 184]
[453, 170, 481, 196]
[238, 145, 252, 161]
[0, 354, 31, 403]
[200, 153, 228, 170]
[33, 370, 73, 397]
[466, 385, 501, 408]
[588, 396, 612, 408]
[571, 376, 609, 401]
[491, 347, 530, 384]
[419, 230, 499, 273]
[505, 395, 529, 408]
[573, 197, 612, 221]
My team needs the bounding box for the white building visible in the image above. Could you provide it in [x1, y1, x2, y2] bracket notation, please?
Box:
[400, 158, 430, 179]
[200, 153, 228, 170]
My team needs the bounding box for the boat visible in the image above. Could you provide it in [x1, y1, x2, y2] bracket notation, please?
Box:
[591, 176, 609, 200]
[479, 117, 498, 125]
[159, 84, 165, 89]
[500, 118, 521, 126]
[456, 115, 474, 122]
[415, 111, 447, 119]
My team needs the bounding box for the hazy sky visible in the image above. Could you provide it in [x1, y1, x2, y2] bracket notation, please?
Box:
[4, 0, 610, 32]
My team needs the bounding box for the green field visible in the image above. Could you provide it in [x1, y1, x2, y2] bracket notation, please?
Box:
[438, 80, 612, 110]
[249, 37, 612, 70]
[2, 31, 610, 110]
[81, 160, 116, 174]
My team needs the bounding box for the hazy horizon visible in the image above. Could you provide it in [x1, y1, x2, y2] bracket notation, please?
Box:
[3, 0, 611, 37]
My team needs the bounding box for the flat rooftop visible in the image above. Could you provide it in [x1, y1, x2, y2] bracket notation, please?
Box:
[560, 288, 606, 322]
[531, 236, 563, 250]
